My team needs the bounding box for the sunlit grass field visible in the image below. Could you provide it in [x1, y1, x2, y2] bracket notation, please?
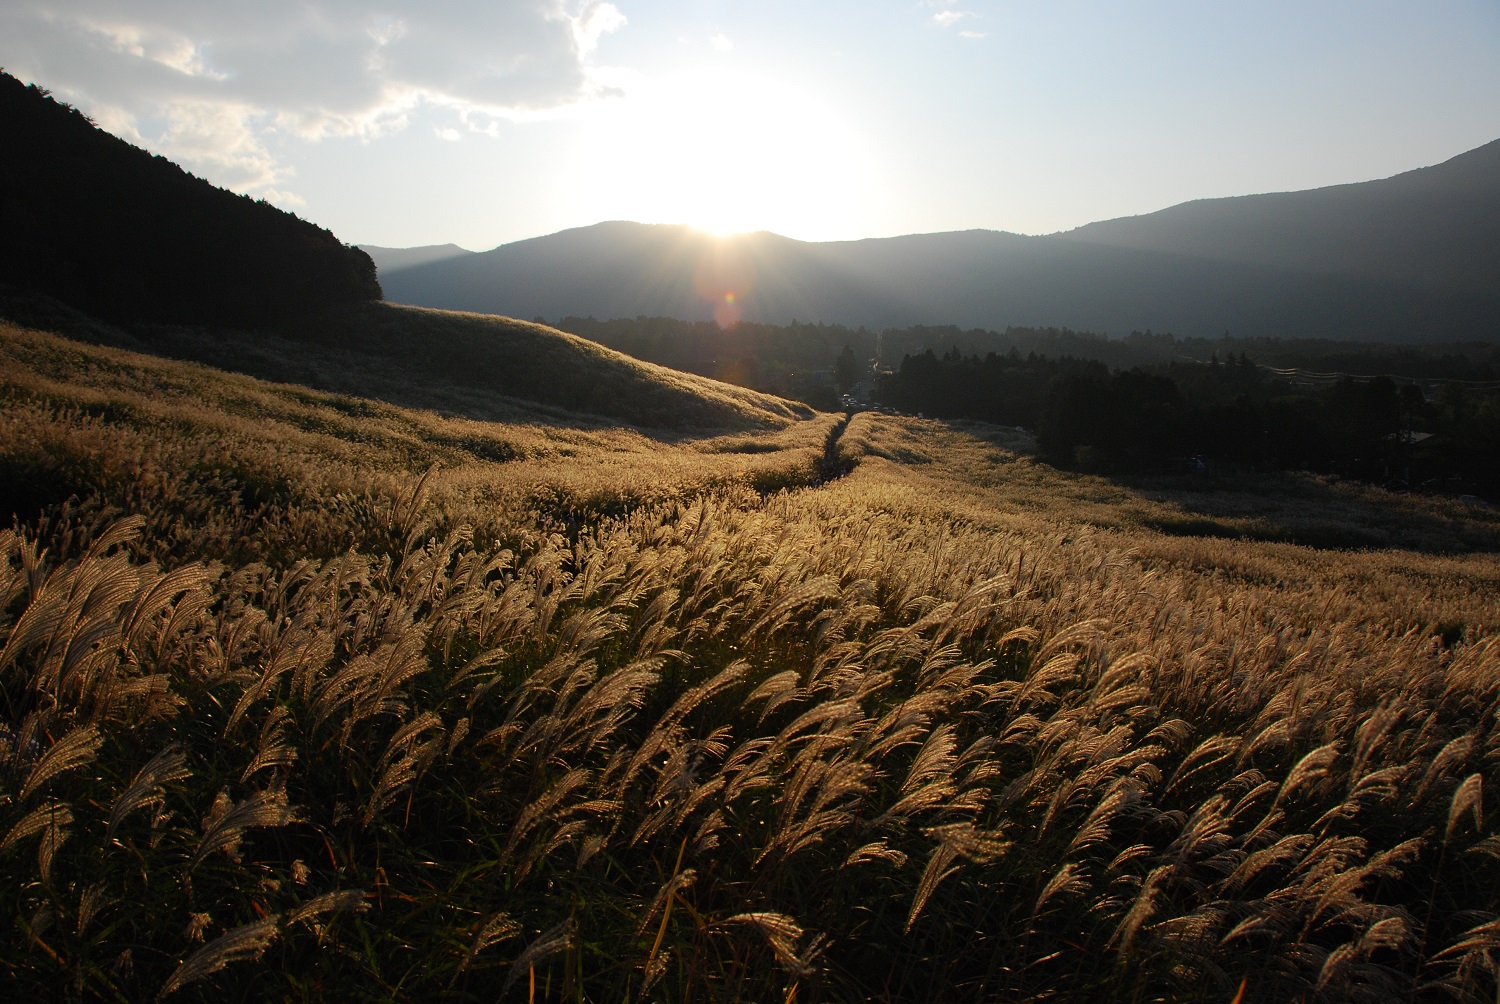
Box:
[2, 320, 1498, 1001]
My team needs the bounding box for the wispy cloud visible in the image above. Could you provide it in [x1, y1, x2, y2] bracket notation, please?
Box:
[710, 33, 734, 53]
[929, 6, 985, 39]
[0, 1, 628, 198]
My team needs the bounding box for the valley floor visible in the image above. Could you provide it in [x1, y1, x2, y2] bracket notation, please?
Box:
[2, 320, 1498, 1001]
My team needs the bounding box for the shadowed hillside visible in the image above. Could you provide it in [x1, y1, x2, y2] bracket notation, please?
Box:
[283, 303, 816, 431]
[0, 291, 815, 434]
[0, 71, 380, 327]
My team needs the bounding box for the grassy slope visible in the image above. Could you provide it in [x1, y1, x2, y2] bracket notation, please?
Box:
[2, 319, 1499, 1002]
[0, 321, 833, 546]
[105, 301, 815, 433]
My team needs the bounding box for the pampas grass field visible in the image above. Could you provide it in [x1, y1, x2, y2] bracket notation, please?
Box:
[2, 320, 1498, 1001]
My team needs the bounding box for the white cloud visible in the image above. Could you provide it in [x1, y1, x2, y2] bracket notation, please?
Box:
[575, 3, 628, 56]
[958, 29, 987, 40]
[710, 33, 734, 52]
[258, 188, 307, 208]
[155, 99, 290, 191]
[0, 1, 627, 197]
[932, 10, 966, 28]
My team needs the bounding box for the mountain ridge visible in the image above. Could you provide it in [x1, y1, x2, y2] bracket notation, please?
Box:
[373, 138, 1500, 342]
[357, 243, 473, 274]
[1057, 138, 1500, 294]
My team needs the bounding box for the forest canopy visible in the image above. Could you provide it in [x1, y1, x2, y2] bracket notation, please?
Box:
[0, 71, 380, 327]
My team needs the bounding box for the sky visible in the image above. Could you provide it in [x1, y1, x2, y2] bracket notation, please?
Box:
[4, 1, 1499, 251]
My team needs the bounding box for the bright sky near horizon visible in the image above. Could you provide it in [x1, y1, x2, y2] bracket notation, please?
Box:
[3, 2, 1498, 251]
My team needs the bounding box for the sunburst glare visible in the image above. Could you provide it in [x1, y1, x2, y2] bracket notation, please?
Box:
[567, 64, 880, 240]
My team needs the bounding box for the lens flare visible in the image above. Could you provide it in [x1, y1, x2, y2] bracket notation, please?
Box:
[695, 240, 754, 328]
[713, 292, 742, 328]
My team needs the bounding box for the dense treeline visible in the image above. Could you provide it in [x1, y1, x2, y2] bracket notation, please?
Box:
[881, 348, 1500, 496]
[553, 317, 1221, 408]
[886, 325, 1500, 381]
[555, 315, 1500, 494]
[879, 348, 1108, 426]
[557, 316, 1500, 405]
[0, 71, 380, 327]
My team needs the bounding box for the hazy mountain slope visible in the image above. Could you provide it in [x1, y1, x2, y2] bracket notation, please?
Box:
[381, 140, 1500, 342]
[1058, 138, 1500, 295]
[0, 71, 380, 327]
[360, 243, 474, 275]
[380, 222, 891, 325]
[800, 230, 1472, 337]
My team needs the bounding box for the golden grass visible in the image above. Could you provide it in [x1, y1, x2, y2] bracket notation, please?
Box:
[1, 319, 1498, 1001]
[115, 302, 816, 432]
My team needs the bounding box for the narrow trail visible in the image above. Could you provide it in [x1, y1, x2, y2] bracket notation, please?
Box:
[815, 411, 855, 484]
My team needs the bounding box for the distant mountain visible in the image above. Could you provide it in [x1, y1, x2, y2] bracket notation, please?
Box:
[380, 142, 1500, 342]
[0, 71, 380, 327]
[360, 244, 474, 276]
[1057, 139, 1500, 297]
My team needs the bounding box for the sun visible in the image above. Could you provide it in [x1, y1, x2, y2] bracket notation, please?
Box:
[565, 64, 879, 241]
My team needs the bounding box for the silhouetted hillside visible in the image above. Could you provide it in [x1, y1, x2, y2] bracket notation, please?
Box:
[0, 71, 380, 327]
[380, 142, 1500, 342]
[380, 222, 882, 327]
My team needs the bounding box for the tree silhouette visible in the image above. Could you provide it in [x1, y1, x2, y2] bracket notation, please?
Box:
[0, 70, 380, 327]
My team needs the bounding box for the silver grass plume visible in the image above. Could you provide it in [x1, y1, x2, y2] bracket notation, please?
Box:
[157, 916, 279, 998]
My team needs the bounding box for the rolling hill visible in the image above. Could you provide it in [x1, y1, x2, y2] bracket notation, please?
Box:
[171, 301, 816, 431]
[371, 140, 1500, 342]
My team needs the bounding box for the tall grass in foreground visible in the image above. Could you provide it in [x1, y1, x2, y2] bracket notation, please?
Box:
[4, 483, 1498, 1001]
[1, 323, 1498, 1001]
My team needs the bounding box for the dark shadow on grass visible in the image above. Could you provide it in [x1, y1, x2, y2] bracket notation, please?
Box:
[1115, 469, 1500, 554]
[935, 417, 1500, 555]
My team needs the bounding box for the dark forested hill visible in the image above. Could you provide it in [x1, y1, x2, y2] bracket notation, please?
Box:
[379, 141, 1500, 343]
[0, 71, 380, 327]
